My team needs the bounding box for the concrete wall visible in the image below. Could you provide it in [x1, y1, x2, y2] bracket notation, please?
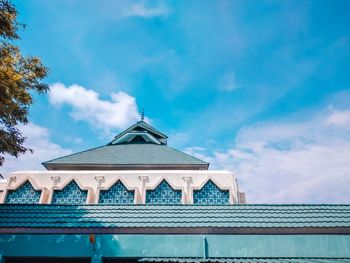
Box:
[0, 234, 349, 259]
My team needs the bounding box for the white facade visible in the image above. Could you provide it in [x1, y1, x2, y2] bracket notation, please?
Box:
[0, 170, 245, 204]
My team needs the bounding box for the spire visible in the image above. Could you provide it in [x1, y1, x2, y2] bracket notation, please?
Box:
[141, 106, 145, 122]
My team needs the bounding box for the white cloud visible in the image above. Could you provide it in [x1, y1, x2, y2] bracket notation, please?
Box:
[188, 107, 350, 204]
[0, 123, 72, 178]
[218, 72, 240, 91]
[123, 2, 170, 18]
[325, 107, 350, 127]
[49, 83, 142, 132]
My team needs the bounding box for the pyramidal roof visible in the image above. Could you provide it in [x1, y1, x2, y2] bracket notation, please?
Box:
[42, 121, 209, 171]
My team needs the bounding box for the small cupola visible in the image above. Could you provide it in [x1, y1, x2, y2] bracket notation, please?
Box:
[108, 120, 168, 145]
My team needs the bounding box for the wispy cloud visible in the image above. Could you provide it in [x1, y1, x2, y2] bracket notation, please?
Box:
[49, 83, 142, 132]
[0, 123, 72, 177]
[218, 72, 240, 91]
[123, 2, 170, 18]
[187, 107, 350, 204]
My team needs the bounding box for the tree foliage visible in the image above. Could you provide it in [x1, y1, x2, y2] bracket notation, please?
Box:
[0, 0, 49, 167]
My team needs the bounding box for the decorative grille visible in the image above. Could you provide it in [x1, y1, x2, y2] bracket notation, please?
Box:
[99, 181, 135, 204]
[146, 180, 182, 204]
[193, 180, 229, 205]
[5, 181, 41, 204]
[52, 180, 87, 205]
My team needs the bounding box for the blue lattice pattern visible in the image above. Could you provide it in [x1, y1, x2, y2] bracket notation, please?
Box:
[193, 180, 230, 205]
[5, 181, 41, 204]
[99, 181, 135, 204]
[52, 180, 87, 205]
[146, 180, 182, 204]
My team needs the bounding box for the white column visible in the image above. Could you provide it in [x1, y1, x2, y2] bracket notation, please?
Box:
[94, 176, 105, 204]
[49, 176, 61, 204]
[182, 177, 193, 204]
[138, 176, 149, 204]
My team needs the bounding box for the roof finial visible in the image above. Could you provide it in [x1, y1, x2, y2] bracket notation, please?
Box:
[141, 106, 145, 122]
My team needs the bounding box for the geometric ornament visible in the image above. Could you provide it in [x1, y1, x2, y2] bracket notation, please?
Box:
[98, 180, 134, 204]
[51, 180, 87, 205]
[193, 180, 229, 205]
[5, 181, 41, 204]
[146, 180, 181, 204]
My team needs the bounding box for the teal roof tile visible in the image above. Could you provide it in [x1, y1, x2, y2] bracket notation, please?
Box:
[0, 204, 350, 229]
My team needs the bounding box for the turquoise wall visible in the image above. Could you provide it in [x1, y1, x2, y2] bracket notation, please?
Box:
[0, 234, 350, 259]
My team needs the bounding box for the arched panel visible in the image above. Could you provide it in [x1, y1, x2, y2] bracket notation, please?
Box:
[146, 180, 181, 204]
[52, 181, 87, 205]
[99, 181, 135, 204]
[5, 181, 41, 204]
[193, 180, 229, 205]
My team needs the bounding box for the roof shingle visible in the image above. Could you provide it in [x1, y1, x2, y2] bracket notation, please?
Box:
[0, 204, 349, 230]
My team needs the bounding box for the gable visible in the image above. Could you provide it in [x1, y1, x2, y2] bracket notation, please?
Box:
[111, 121, 168, 145]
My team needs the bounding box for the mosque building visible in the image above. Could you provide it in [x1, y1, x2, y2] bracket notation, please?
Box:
[0, 118, 349, 262]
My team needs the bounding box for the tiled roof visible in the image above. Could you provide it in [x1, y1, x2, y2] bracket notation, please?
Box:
[42, 120, 208, 169]
[42, 144, 208, 167]
[139, 257, 350, 263]
[0, 204, 349, 230]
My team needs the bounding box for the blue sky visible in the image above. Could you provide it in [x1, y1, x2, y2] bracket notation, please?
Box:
[2, 0, 350, 203]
